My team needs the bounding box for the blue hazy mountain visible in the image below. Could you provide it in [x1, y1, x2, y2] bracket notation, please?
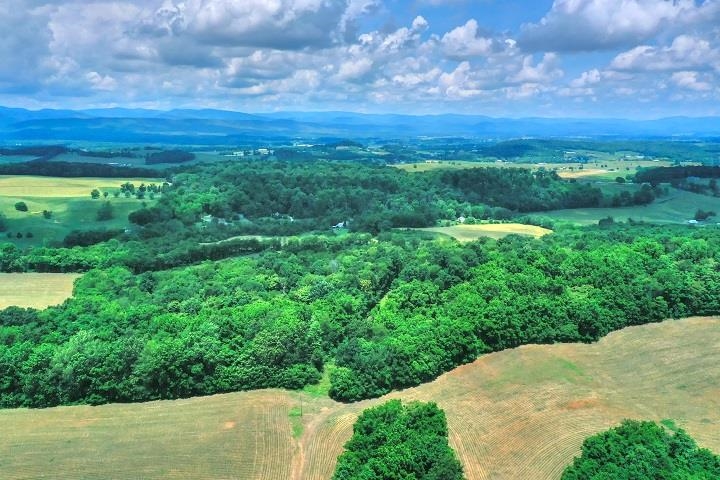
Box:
[0, 107, 718, 144]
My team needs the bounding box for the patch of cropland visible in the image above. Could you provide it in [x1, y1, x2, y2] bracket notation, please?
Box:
[410, 223, 552, 241]
[0, 273, 81, 309]
[0, 317, 717, 480]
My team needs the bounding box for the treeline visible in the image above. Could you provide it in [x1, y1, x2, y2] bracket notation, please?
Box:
[562, 420, 720, 479]
[2, 225, 720, 408]
[0, 160, 157, 178]
[333, 400, 464, 480]
[635, 165, 720, 184]
[0, 145, 68, 160]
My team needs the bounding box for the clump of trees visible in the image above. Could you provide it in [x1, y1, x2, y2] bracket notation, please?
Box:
[695, 209, 716, 221]
[96, 202, 114, 221]
[562, 420, 720, 479]
[333, 400, 464, 480]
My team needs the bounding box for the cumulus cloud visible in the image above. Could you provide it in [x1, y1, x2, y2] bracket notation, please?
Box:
[441, 19, 496, 59]
[519, 0, 706, 52]
[136, 0, 355, 50]
[610, 34, 719, 71]
[1, 0, 718, 114]
[671, 71, 713, 91]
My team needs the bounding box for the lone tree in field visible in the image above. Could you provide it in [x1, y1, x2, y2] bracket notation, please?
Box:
[562, 420, 720, 480]
[333, 400, 465, 480]
[14, 201, 28, 212]
[90, 189, 101, 199]
[96, 201, 114, 221]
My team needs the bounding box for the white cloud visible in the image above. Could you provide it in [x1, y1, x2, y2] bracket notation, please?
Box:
[519, 0, 706, 52]
[511, 53, 563, 84]
[440, 19, 495, 58]
[610, 34, 719, 72]
[570, 68, 602, 88]
[336, 57, 374, 81]
[671, 71, 713, 91]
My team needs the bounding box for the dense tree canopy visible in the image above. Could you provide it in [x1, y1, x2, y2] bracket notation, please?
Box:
[1, 223, 719, 408]
[562, 420, 720, 480]
[333, 400, 464, 480]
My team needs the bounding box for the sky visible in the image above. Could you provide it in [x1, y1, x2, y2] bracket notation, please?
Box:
[1, 0, 719, 118]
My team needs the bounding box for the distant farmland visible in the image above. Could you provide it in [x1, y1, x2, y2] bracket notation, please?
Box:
[410, 223, 552, 242]
[545, 187, 720, 225]
[1, 317, 717, 480]
[0, 273, 81, 309]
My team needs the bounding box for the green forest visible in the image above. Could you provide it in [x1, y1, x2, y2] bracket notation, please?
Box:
[562, 420, 720, 479]
[332, 400, 464, 480]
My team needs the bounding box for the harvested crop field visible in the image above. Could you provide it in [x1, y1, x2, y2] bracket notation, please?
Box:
[411, 223, 552, 241]
[0, 273, 81, 309]
[1, 317, 718, 479]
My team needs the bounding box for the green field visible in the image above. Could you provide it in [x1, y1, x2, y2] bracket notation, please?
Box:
[0, 175, 160, 245]
[0, 273, 81, 309]
[409, 223, 553, 241]
[545, 187, 720, 225]
[0, 317, 716, 480]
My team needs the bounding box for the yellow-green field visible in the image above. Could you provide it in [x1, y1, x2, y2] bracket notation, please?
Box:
[545, 187, 720, 225]
[0, 273, 81, 309]
[0, 175, 161, 245]
[409, 223, 552, 241]
[0, 176, 160, 198]
[2, 317, 717, 480]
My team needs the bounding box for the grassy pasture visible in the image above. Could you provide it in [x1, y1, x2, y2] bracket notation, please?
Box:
[1, 317, 717, 479]
[545, 187, 720, 225]
[409, 223, 552, 242]
[0, 273, 81, 309]
[0, 175, 160, 246]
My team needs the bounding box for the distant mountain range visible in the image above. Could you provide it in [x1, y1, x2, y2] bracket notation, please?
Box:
[1, 106, 719, 145]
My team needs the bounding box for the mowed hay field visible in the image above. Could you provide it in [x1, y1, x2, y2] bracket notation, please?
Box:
[1, 317, 718, 480]
[0, 273, 81, 309]
[411, 223, 552, 241]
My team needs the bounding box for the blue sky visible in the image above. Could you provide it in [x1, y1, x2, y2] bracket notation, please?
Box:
[1, 0, 719, 118]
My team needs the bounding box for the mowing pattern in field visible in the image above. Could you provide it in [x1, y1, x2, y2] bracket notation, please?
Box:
[0, 317, 718, 479]
[412, 223, 552, 242]
[0, 390, 295, 480]
[0, 273, 81, 309]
